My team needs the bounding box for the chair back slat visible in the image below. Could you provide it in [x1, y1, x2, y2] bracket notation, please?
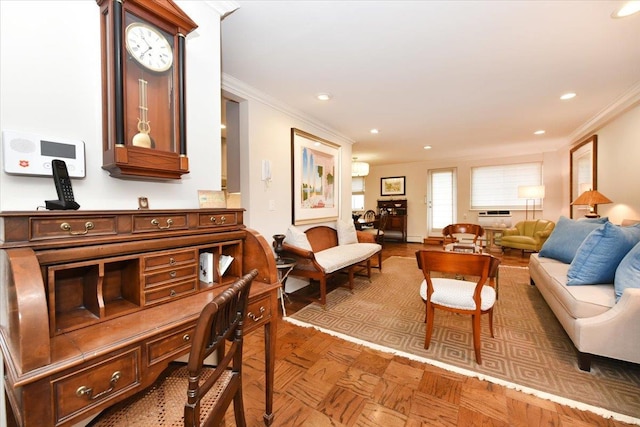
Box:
[184, 269, 257, 426]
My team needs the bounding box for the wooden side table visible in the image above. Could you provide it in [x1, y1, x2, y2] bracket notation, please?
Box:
[484, 226, 507, 253]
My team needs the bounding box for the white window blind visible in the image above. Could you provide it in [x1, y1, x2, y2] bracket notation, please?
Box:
[471, 162, 542, 210]
[431, 170, 455, 230]
[351, 177, 365, 211]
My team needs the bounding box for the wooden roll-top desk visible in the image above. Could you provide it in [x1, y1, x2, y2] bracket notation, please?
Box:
[0, 209, 279, 426]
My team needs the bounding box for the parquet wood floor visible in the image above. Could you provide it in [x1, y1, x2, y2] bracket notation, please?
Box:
[233, 243, 635, 426]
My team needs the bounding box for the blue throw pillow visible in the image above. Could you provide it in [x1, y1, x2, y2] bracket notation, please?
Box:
[539, 216, 608, 263]
[614, 241, 640, 301]
[567, 222, 640, 285]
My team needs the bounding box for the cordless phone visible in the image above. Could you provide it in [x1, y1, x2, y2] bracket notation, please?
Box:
[45, 159, 80, 210]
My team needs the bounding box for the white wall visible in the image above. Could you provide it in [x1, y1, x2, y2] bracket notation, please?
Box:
[223, 79, 354, 239]
[597, 104, 640, 223]
[0, 1, 224, 212]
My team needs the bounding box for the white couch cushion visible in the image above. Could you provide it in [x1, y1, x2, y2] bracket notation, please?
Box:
[530, 254, 614, 319]
[314, 243, 381, 273]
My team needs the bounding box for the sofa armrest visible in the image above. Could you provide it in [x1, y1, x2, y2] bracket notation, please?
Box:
[533, 229, 553, 244]
[281, 242, 324, 272]
[502, 227, 519, 237]
[356, 231, 376, 243]
[575, 288, 640, 364]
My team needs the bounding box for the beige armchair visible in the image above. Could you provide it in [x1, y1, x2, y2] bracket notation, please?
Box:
[500, 219, 555, 254]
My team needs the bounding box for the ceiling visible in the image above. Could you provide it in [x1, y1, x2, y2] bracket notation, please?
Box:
[220, 1, 640, 166]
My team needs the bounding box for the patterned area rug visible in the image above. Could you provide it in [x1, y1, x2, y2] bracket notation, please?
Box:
[286, 256, 640, 424]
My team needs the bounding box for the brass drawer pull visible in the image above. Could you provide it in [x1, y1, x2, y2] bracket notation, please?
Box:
[183, 334, 191, 342]
[169, 257, 176, 266]
[247, 306, 265, 322]
[170, 271, 177, 278]
[60, 221, 94, 236]
[170, 289, 177, 296]
[76, 371, 121, 401]
[151, 218, 173, 229]
[209, 216, 227, 224]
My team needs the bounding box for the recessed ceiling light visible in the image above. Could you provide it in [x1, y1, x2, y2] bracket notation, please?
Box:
[316, 93, 332, 101]
[534, 130, 545, 135]
[370, 129, 379, 134]
[612, 1, 640, 18]
[423, 145, 432, 150]
[560, 92, 576, 100]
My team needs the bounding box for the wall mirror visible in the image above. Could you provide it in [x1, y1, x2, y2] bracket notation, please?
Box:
[570, 135, 597, 218]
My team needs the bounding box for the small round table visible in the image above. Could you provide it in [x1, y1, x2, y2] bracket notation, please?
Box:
[276, 257, 296, 316]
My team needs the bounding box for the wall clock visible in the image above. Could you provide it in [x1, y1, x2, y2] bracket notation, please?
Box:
[97, 0, 197, 180]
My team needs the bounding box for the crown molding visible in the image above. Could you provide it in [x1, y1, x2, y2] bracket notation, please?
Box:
[222, 73, 355, 145]
[203, 1, 239, 19]
[569, 81, 640, 145]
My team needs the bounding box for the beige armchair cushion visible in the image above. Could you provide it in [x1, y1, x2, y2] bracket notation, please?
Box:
[500, 219, 555, 252]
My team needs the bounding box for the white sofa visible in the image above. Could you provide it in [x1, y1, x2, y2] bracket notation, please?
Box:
[529, 234, 640, 371]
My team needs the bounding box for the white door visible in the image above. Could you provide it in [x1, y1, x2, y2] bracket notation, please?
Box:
[427, 168, 456, 236]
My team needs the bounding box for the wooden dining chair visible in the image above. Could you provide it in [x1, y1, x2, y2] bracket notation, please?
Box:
[415, 250, 498, 364]
[442, 223, 484, 247]
[88, 269, 258, 427]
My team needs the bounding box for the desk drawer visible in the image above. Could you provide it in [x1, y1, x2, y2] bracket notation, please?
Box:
[198, 212, 238, 228]
[144, 279, 198, 305]
[143, 249, 197, 272]
[30, 216, 117, 241]
[144, 264, 198, 289]
[53, 348, 140, 424]
[146, 324, 196, 367]
[245, 294, 272, 333]
[133, 214, 188, 233]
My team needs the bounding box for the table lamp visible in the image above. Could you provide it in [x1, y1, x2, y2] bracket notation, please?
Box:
[571, 189, 612, 218]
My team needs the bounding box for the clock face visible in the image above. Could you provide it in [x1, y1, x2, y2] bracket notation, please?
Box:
[125, 22, 173, 72]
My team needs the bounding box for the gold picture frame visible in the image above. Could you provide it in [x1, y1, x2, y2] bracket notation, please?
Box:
[569, 135, 597, 219]
[291, 128, 340, 225]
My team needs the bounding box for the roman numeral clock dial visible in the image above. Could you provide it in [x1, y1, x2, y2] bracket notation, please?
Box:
[125, 22, 173, 73]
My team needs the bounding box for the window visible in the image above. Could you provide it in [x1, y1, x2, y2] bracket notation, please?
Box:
[429, 168, 456, 233]
[351, 177, 365, 211]
[471, 162, 542, 210]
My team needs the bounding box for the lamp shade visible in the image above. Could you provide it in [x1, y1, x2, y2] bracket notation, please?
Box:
[518, 185, 545, 199]
[571, 190, 612, 206]
[351, 161, 369, 177]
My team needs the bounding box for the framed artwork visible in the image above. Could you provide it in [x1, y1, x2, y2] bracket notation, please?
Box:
[198, 190, 227, 208]
[381, 176, 406, 196]
[570, 135, 597, 219]
[291, 128, 340, 225]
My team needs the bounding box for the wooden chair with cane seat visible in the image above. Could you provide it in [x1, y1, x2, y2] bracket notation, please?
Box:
[415, 250, 499, 364]
[88, 269, 258, 427]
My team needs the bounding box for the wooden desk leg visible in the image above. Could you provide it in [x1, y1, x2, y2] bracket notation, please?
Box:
[262, 297, 277, 425]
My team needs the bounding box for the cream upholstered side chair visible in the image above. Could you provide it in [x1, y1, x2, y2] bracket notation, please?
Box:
[89, 269, 258, 427]
[416, 250, 499, 364]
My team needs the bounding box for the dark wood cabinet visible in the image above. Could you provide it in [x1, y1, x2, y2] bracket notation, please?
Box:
[377, 199, 407, 242]
[1, 209, 279, 426]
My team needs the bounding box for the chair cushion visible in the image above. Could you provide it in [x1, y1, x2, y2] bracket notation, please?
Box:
[284, 225, 312, 251]
[615, 241, 640, 302]
[539, 216, 608, 263]
[337, 220, 358, 245]
[419, 278, 495, 311]
[567, 222, 640, 285]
